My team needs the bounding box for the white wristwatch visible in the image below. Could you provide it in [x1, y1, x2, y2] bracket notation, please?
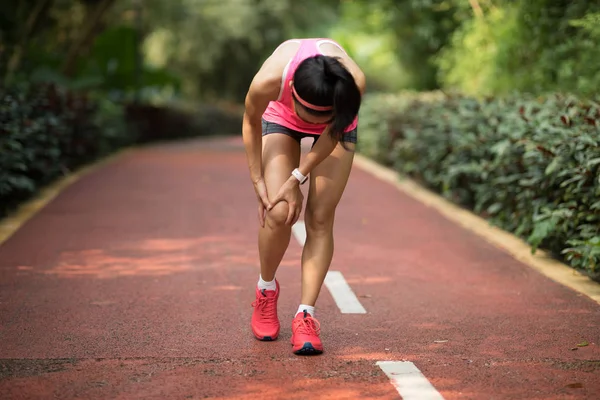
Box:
[291, 168, 308, 184]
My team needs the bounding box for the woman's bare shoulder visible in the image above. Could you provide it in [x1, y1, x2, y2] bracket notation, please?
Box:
[245, 40, 301, 110]
[248, 40, 301, 97]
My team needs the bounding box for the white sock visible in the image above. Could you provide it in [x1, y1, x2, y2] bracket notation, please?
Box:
[296, 304, 315, 317]
[257, 275, 277, 291]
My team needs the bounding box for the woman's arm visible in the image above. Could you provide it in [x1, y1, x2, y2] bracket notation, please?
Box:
[242, 76, 278, 184]
[241, 56, 284, 226]
[242, 42, 294, 183]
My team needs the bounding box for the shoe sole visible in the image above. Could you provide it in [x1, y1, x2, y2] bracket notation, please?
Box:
[293, 342, 323, 355]
[252, 328, 279, 341]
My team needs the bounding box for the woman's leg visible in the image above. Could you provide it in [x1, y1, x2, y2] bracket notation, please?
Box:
[301, 140, 355, 307]
[259, 133, 301, 280]
[290, 139, 355, 355]
[251, 132, 300, 341]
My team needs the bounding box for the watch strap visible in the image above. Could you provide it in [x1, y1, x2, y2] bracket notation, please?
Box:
[291, 168, 308, 184]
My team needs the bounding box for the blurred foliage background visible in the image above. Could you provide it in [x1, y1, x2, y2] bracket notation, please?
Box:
[3, 0, 599, 114]
[1, 0, 599, 277]
[0, 0, 342, 104]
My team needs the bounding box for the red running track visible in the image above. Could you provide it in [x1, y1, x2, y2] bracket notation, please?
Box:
[0, 136, 598, 399]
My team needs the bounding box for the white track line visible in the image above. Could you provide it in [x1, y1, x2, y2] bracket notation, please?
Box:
[376, 361, 445, 400]
[323, 271, 367, 314]
[291, 221, 307, 246]
[292, 222, 366, 314]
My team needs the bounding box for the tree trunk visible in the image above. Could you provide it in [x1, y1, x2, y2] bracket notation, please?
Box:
[469, 0, 484, 19]
[4, 0, 53, 84]
[61, 0, 116, 77]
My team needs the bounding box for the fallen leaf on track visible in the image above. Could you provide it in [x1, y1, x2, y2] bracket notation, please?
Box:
[565, 383, 583, 389]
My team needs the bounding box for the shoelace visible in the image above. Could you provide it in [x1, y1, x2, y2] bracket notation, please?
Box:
[252, 292, 276, 321]
[293, 315, 321, 336]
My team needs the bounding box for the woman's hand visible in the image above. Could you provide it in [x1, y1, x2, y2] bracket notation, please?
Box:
[268, 177, 304, 225]
[253, 177, 271, 228]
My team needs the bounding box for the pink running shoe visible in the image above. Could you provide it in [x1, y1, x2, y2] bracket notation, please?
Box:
[291, 310, 323, 355]
[251, 280, 280, 341]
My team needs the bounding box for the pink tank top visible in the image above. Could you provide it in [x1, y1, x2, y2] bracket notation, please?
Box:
[261, 38, 359, 135]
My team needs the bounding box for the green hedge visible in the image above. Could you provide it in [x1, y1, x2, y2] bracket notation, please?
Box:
[0, 82, 135, 219]
[0, 83, 243, 220]
[358, 91, 600, 280]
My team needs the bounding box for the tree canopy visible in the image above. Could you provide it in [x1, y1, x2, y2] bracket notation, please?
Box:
[2, 0, 599, 101]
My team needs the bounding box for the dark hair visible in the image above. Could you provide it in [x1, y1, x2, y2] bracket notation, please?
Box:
[292, 55, 361, 143]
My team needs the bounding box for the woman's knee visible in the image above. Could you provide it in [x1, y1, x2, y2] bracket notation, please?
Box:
[265, 201, 290, 229]
[305, 206, 334, 233]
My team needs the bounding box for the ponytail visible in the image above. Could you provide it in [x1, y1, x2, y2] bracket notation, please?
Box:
[322, 57, 361, 141]
[292, 55, 362, 143]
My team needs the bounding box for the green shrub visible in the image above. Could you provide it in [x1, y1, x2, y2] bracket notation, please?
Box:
[0, 82, 135, 219]
[0, 81, 243, 220]
[358, 91, 600, 280]
[0, 81, 246, 221]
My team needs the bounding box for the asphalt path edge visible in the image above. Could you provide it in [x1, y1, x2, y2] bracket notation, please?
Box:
[352, 153, 600, 305]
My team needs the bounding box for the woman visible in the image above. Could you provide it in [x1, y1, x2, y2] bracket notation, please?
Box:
[242, 38, 365, 355]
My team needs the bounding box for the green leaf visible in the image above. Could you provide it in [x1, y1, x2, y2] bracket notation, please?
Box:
[545, 157, 562, 175]
[585, 158, 600, 168]
[487, 203, 503, 215]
